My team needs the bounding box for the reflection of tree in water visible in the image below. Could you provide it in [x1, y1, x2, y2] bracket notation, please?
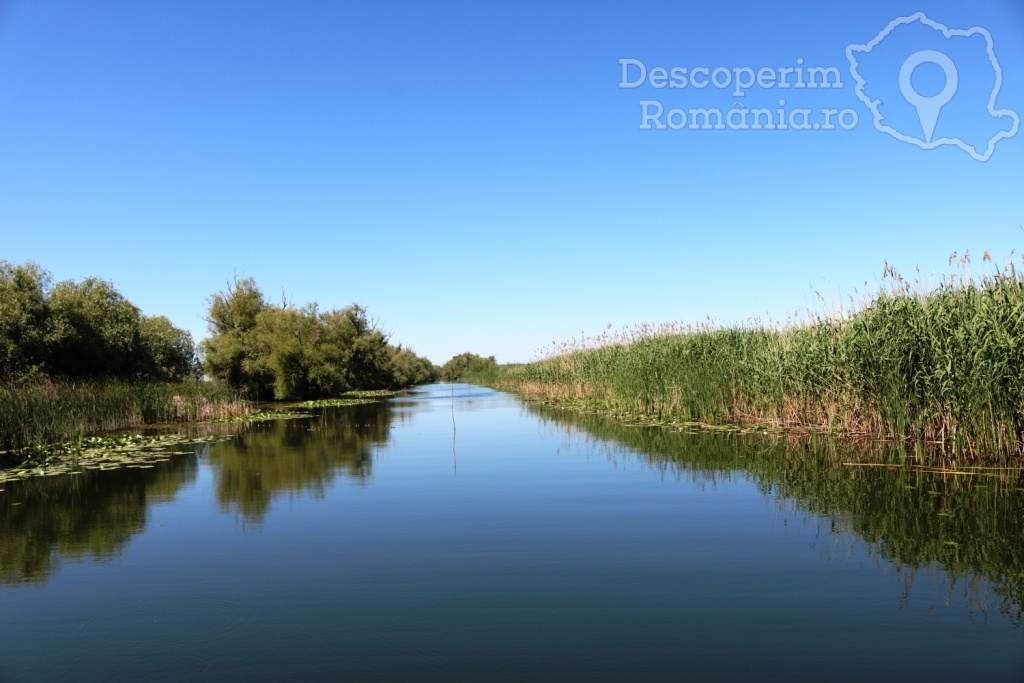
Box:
[209, 402, 396, 524]
[0, 404, 398, 582]
[0, 452, 198, 584]
[529, 403, 1024, 623]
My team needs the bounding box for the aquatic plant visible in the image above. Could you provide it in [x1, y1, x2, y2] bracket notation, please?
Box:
[477, 253, 1024, 464]
[0, 379, 248, 453]
[0, 431, 237, 484]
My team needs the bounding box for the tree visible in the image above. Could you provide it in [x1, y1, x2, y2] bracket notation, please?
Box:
[0, 261, 50, 379]
[441, 352, 497, 381]
[200, 276, 437, 399]
[200, 277, 268, 394]
[321, 305, 394, 392]
[388, 346, 440, 387]
[0, 261, 214, 383]
[250, 304, 345, 400]
[44, 277, 144, 378]
[137, 315, 200, 381]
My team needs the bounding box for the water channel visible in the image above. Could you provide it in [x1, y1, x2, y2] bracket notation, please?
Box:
[1, 384, 1021, 681]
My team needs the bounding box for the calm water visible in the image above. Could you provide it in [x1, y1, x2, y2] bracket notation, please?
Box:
[1, 384, 1022, 681]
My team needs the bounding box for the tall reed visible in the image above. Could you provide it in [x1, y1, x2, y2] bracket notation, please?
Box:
[476, 254, 1024, 464]
[0, 379, 248, 452]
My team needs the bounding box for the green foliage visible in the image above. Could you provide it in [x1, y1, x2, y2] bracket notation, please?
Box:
[199, 277, 269, 395]
[0, 261, 200, 383]
[0, 262, 435, 446]
[45, 277, 142, 378]
[0, 379, 246, 453]
[321, 305, 393, 394]
[0, 262, 49, 378]
[137, 316, 201, 381]
[482, 258, 1024, 464]
[201, 279, 437, 400]
[441, 352, 496, 381]
[388, 345, 440, 387]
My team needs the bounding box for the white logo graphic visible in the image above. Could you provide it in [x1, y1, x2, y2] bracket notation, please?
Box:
[847, 12, 1019, 161]
[898, 50, 958, 143]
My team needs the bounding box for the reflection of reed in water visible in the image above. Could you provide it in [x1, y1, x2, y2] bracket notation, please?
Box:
[528, 402, 1024, 624]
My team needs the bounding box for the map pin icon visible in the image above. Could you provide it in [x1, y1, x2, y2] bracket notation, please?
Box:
[899, 50, 958, 144]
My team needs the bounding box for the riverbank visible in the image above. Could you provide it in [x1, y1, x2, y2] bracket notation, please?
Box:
[0, 379, 249, 454]
[0, 385, 418, 477]
[473, 257, 1024, 466]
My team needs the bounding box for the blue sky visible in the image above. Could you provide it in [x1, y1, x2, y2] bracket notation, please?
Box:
[1, 0, 1022, 364]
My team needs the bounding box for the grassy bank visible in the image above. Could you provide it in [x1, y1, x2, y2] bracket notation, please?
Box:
[0, 380, 248, 453]
[476, 257, 1024, 464]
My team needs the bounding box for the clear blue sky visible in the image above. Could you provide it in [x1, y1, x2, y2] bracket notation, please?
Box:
[1, 0, 1022, 364]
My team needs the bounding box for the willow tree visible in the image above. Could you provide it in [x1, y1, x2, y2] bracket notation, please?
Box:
[200, 276, 269, 395]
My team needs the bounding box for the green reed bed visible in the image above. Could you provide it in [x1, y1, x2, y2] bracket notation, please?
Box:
[478, 258, 1024, 464]
[0, 380, 248, 453]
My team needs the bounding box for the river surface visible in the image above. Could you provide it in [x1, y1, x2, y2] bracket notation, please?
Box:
[1, 384, 1022, 681]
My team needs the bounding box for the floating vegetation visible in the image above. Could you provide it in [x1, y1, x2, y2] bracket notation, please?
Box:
[0, 433, 235, 484]
[202, 409, 314, 424]
[344, 389, 402, 398]
[0, 379, 248, 453]
[293, 390, 402, 409]
[0, 391, 372, 481]
[527, 397, 776, 434]
[298, 398, 375, 408]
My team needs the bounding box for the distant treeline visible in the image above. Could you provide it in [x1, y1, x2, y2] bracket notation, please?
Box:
[0, 261, 443, 451]
[440, 352, 496, 381]
[200, 277, 439, 400]
[0, 261, 441, 401]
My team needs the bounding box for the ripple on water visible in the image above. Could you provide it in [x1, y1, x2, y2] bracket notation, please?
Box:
[80, 595, 251, 645]
[65, 651, 210, 682]
[74, 596, 251, 677]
